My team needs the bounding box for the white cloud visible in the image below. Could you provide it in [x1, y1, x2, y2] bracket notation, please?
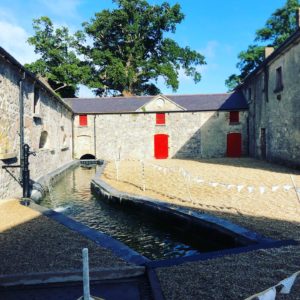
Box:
[0, 21, 38, 64]
[201, 40, 219, 59]
[78, 85, 96, 98]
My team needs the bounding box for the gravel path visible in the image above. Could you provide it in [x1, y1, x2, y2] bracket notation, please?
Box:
[102, 158, 300, 241]
[101, 158, 300, 299]
[0, 200, 130, 276]
[156, 245, 300, 300]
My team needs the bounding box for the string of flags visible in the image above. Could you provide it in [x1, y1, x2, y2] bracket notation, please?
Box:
[146, 162, 299, 195]
[245, 270, 300, 300]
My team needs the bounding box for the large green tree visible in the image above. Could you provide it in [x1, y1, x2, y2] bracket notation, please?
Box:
[26, 17, 90, 97]
[226, 0, 299, 90]
[77, 0, 205, 96]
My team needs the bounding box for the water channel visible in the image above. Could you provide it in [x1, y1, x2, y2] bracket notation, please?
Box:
[40, 165, 239, 260]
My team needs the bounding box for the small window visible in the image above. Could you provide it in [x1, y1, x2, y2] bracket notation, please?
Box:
[248, 88, 252, 101]
[39, 131, 48, 149]
[229, 111, 239, 124]
[79, 115, 88, 126]
[33, 86, 40, 114]
[274, 67, 283, 93]
[156, 113, 166, 125]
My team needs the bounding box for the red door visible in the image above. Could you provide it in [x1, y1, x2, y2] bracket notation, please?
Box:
[154, 134, 169, 159]
[227, 133, 242, 157]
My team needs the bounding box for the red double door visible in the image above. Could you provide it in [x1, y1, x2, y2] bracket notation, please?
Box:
[227, 133, 242, 157]
[154, 134, 169, 159]
[154, 133, 241, 159]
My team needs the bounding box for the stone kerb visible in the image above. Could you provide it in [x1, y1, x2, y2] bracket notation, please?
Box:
[91, 161, 274, 247]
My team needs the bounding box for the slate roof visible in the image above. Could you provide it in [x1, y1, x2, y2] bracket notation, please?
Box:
[167, 93, 248, 111]
[64, 96, 152, 114]
[64, 92, 248, 114]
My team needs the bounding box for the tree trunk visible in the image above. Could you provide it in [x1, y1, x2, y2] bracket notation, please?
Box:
[122, 90, 134, 97]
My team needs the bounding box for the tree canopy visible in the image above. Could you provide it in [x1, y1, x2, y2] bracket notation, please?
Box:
[77, 0, 205, 96]
[226, 0, 299, 90]
[26, 0, 205, 97]
[26, 17, 90, 97]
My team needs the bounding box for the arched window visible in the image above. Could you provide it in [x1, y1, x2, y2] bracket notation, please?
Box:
[39, 131, 48, 149]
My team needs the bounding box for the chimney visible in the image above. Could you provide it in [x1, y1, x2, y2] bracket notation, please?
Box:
[297, 7, 300, 28]
[264, 47, 274, 59]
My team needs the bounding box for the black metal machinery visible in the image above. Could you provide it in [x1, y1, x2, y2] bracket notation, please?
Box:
[22, 144, 36, 198]
[2, 143, 36, 201]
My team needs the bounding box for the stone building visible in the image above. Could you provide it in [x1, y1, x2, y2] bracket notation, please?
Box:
[65, 93, 248, 161]
[0, 47, 73, 199]
[1, 23, 300, 200]
[240, 28, 300, 168]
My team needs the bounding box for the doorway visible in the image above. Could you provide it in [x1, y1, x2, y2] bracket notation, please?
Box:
[227, 133, 242, 157]
[260, 128, 266, 159]
[154, 134, 169, 159]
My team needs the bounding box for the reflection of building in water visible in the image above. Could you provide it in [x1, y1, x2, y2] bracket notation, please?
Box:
[73, 166, 96, 194]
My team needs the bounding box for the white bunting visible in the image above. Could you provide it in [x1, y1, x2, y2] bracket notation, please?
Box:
[279, 272, 299, 294]
[272, 186, 280, 192]
[195, 178, 204, 183]
[247, 186, 254, 193]
[245, 271, 299, 300]
[237, 185, 244, 192]
[258, 287, 276, 300]
[209, 182, 219, 187]
[259, 186, 266, 194]
[227, 184, 235, 190]
[283, 185, 293, 191]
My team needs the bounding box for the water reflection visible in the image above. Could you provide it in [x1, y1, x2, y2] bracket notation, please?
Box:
[41, 165, 226, 260]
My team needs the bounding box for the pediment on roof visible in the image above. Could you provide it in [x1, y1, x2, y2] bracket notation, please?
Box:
[136, 95, 185, 112]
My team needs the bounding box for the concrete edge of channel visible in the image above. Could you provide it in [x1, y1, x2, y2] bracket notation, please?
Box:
[29, 201, 150, 266]
[29, 159, 150, 267]
[0, 267, 146, 287]
[91, 161, 275, 246]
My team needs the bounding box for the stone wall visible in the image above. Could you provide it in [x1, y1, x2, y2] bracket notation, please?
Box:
[0, 56, 73, 200]
[242, 38, 300, 168]
[73, 110, 248, 160]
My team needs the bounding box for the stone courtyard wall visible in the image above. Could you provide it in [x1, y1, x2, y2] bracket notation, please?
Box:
[0, 56, 73, 200]
[73, 110, 248, 160]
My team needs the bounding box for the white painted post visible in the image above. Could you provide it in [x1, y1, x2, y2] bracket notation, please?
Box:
[290, 175, 300, 203]
[141, 160, 146, 192]
[114, 159, 119, 181]
[82, 248, 91, 300]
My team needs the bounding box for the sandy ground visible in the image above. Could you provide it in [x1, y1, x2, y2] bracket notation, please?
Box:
[0, 200, 129, 276]
[101, 158, 300, 299]
[102, 158, 300, 241]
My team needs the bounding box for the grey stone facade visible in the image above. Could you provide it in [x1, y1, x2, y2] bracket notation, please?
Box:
[73, 108, 248, 160]
[0, 50, 73, 200]
[241, 30, 300, 168]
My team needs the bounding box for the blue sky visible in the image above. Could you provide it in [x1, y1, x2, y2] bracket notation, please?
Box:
[0, 0, 287, 96]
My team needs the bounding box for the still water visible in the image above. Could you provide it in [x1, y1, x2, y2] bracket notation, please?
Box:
[40, 165, 229, 260]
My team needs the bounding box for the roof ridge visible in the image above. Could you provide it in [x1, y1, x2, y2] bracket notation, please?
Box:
[166, 92, 233, 97]
[65, 95, 154, 100]
[65, 92, 235, 101]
